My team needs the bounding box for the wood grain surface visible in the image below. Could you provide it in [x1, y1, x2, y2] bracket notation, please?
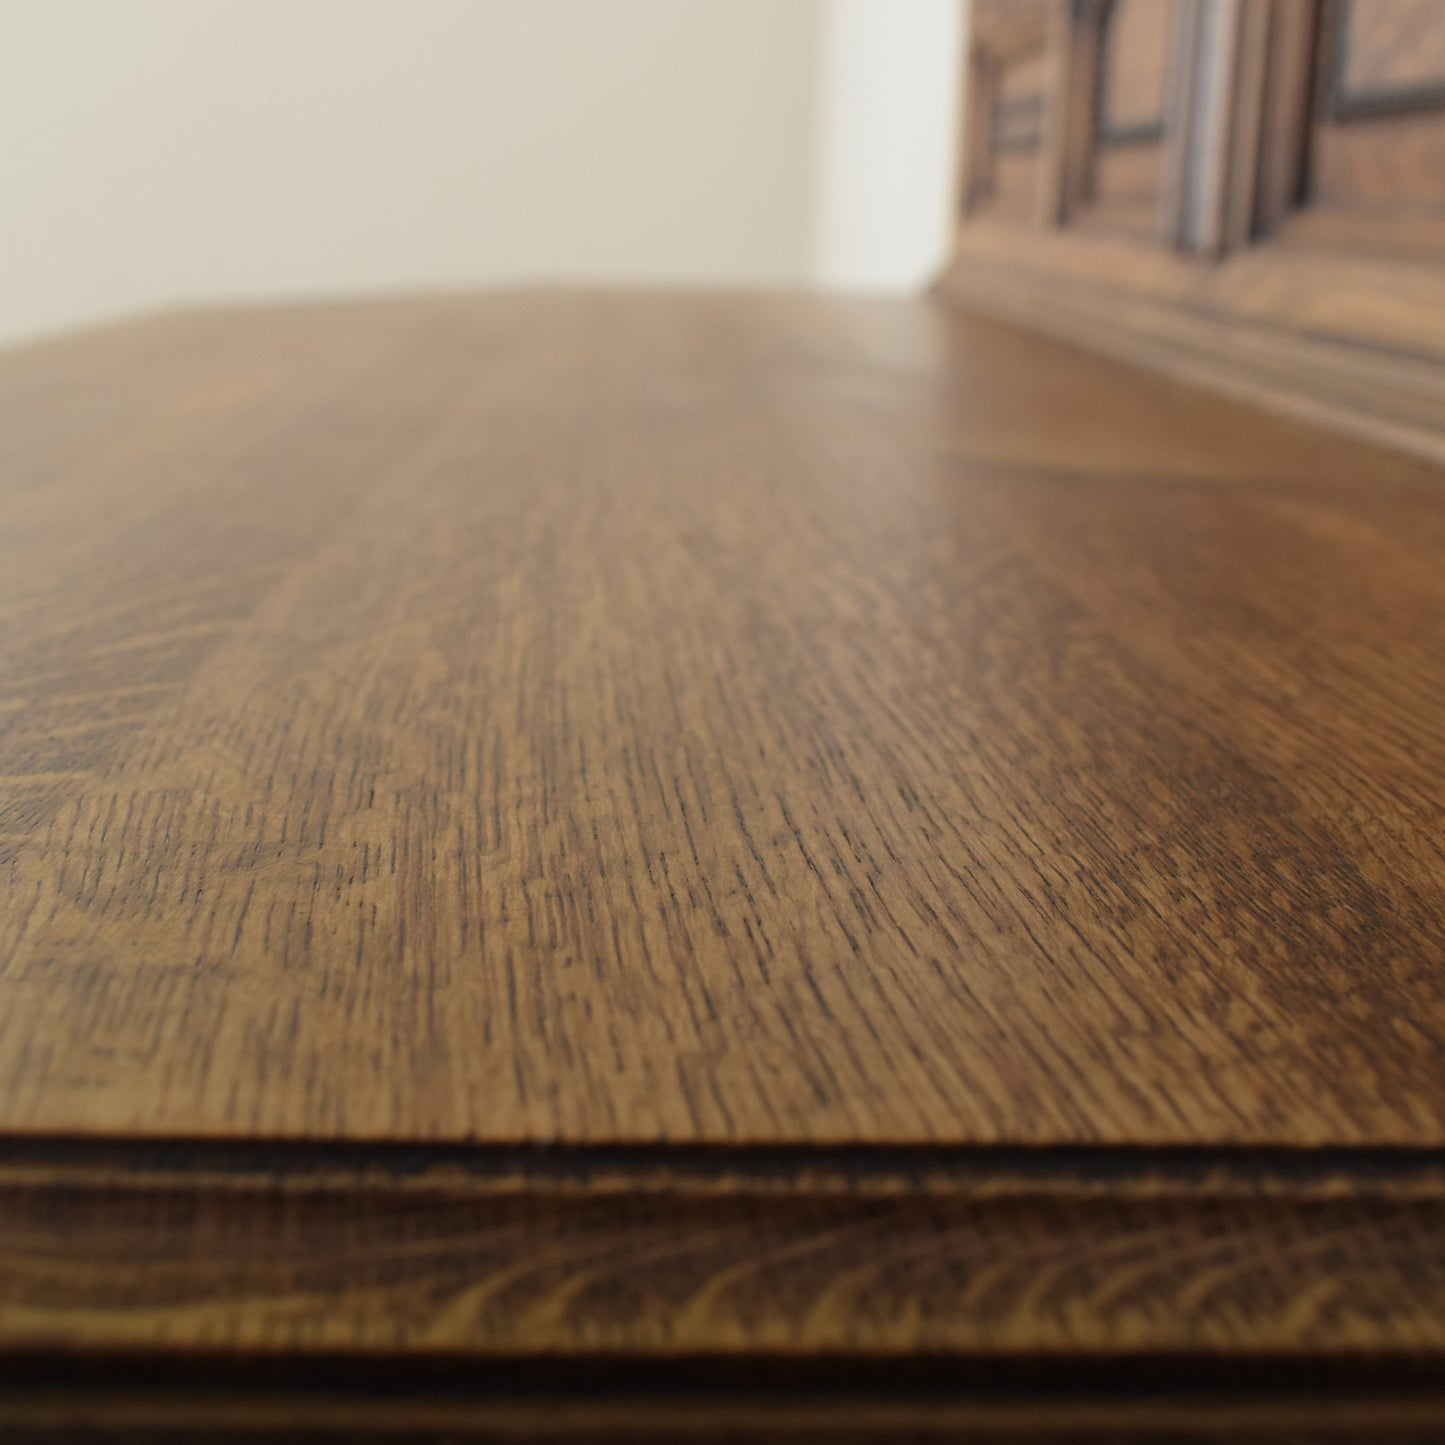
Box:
[4, 1141, 1445, 1359]
[3, 291, 1445, 1148]
[4, 291, 1445, 1434]
[0, 1139, 1442, 1433]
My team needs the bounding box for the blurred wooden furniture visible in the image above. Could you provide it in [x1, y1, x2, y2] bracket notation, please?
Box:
[949, 0, 1445, 466]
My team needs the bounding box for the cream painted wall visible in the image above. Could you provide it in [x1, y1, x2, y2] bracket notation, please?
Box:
[0, 0, 961, 347]
[813, 0, 963, 290]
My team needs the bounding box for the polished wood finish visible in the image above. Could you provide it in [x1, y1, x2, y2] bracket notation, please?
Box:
[2, 292, 1445, 1431]
[6, 292, 1445, 1148]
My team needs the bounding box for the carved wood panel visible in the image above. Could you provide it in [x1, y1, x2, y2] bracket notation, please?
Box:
[1327, 0, 1445, 115]
[961, 0, 1049, 222]
[1096, 0, 1171, 143]
[959, 0, 1445, 253]
[1309, 0, 1445, 227]
[1075, 0, 1176, 238]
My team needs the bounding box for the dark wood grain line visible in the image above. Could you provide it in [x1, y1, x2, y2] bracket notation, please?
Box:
[5, 1380, 1445, 1442]
[2, 1136, 1445, 1194]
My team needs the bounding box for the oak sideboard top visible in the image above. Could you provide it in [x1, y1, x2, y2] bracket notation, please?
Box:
[2, 289, 1444, 1150]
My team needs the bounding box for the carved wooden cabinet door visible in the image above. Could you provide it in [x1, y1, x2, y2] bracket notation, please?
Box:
[951, 0, 1445, 467]
[1303, 0, 1445, 254]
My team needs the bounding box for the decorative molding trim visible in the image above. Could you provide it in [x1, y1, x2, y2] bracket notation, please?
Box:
[3, 1132, 1444, 1430]
[941, 223, 1445, 470]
